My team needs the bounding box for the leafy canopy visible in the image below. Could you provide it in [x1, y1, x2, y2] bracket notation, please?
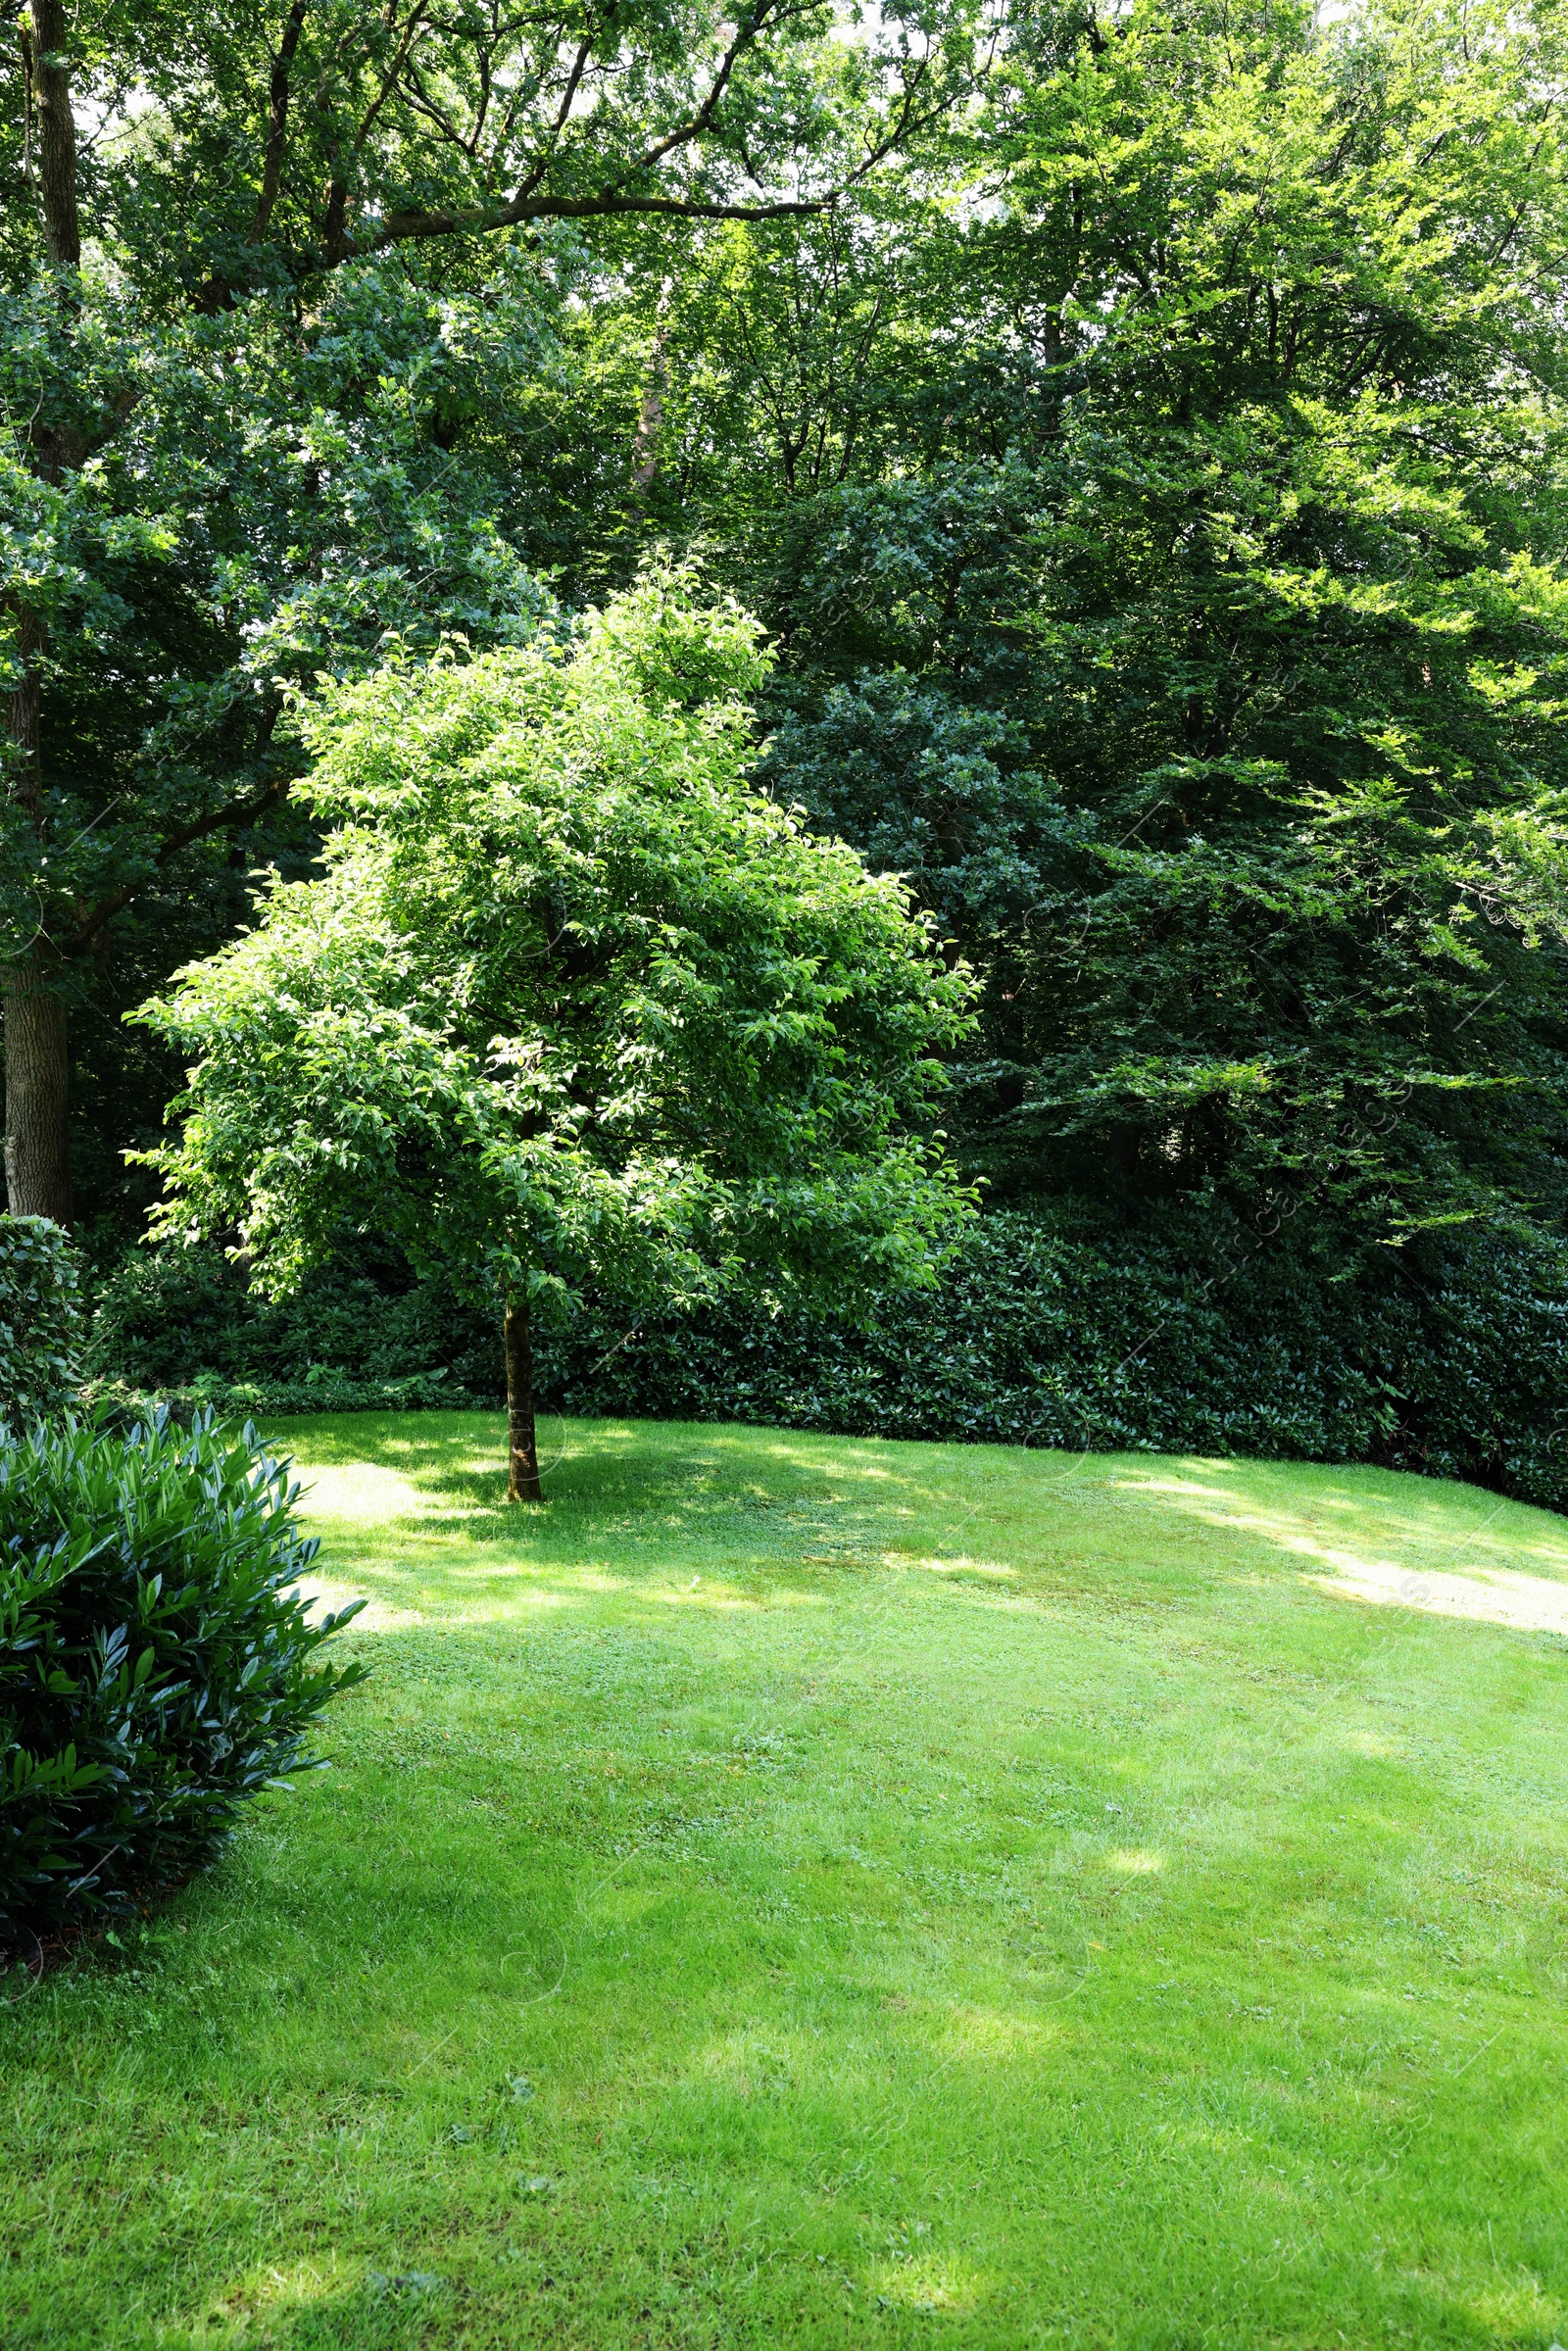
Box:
[133, 575, 977, 1318]
[0, 0, 985, 1232]
[667, 0, 1568, 1238]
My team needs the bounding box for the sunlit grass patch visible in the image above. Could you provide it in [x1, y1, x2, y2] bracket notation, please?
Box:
[3, 1415, 1567, 2348]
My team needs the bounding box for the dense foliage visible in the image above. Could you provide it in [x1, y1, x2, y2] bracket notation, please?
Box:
[0, 0, 982, 1230]
[13, 0, 1568, 1486]
[0, 1408, 363, 1945]
[539, 1217, 1568, 1510]
[83, 1207, 1568, 1512]
[0, 1217, 80, 1423]
[722, 0, 1568, 1231]
[132, 578, 975, 1492]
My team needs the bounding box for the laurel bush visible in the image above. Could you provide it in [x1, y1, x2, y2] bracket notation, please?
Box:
[0, 1408, 365, 1946]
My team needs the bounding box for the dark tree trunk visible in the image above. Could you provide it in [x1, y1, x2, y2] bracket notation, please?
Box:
[27, 0, 81, 269]
[252, 0, 308, 241]
[6, 6, 78, 1226]
[5, 608, 71, 1225]
[4, 960, 71, 1224]
[323, 171, 350, 266]
[505, 1288, 542, 1501]
[198, 0, 310, 308]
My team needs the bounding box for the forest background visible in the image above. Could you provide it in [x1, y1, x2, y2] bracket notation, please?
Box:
[10, 0, 1568, 1504]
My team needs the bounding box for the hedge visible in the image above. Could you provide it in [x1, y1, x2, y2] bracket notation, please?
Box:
[83, 1205, 1568, 1513]
[0, 1217, 81, 1424]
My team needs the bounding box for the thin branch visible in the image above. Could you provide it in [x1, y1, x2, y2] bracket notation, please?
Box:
[619, 1, 782, 179]
[514, 29, 596, 196]
[400, 60, 478, 151]
[352, 0, 431, 153]
[1484, 125, 1550, 269]
[469, 40, 492, 154]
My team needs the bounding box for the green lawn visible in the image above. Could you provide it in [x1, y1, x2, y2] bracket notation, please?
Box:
[5, 1415, 1568, 2350]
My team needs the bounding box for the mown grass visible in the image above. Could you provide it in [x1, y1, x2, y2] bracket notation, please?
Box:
[4, 1414, 1568, 2351]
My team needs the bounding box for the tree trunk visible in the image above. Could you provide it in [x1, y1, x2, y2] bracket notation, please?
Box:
[27, 0, 81, 269]
[631, 293, 670, 497]
[252, 0, 308, 242]
[4, 960, 71, 1224]
[4, 606, 72, 1225]
[505, 1288, 542, 1501]
[8, 1, 77, 1226]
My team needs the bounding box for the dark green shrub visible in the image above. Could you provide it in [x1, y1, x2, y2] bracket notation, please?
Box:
[85, 1242, 494, 1415]
[83, 1208, 1568, 1515]
[536, 1207, 1568, 1512]
[0, 1217, 82, 1422]
[0, 1408, 366, 1946]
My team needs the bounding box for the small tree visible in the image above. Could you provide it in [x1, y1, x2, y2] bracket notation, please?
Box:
[133, 577, 976, 1498]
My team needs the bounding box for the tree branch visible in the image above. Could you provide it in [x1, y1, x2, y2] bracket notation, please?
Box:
[65, 763, 290, 958]
[371, 185, 824, 243]
[617, 0, 784, 181]
[514, 28, 596, 197]
[30, 384, 140, 481]
[355, 0, 967, 256]
[197, 0, 311, 309]
[352, 0, 431, 156]
[251, 0, 310, 240]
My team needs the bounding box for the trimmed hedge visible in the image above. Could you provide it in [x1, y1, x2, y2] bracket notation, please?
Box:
[542, 1214, 1568, 1511]
[0, 1217, 81, 1423]
[83, 1206, 1568, 1512]
[0, 1408, 366, 1946]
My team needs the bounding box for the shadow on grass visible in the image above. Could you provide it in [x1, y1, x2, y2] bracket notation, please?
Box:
[275, 1410, 1568, 1642]
[1107, 1457, 1568, 1636]
[273, 1410, 948, 1555]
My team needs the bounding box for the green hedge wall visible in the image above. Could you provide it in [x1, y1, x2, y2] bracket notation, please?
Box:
[0, 1218, 82, 1424]
[85, 1208, 1568, 1512]
[540, 1213, 1568, 1510]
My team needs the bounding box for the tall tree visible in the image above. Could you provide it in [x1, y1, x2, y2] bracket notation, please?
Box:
[657, 0, 1568, 1244]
